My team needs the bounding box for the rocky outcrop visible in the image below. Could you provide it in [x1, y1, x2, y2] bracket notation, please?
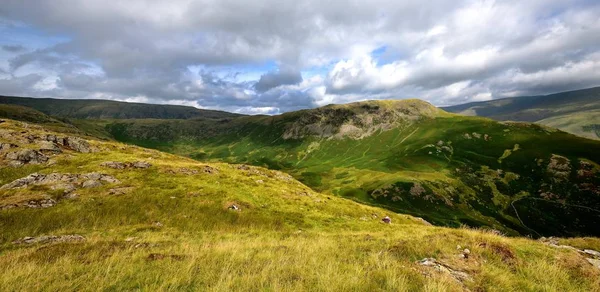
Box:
[282, 100, 441, 140]
[416, 258, 472, 284]
[63, 137, 92, 153]
[12, 235, 85, 245]
[4, 149, 49, 166]
[0, 172, 119, 190]
[100, 161, 152, 169]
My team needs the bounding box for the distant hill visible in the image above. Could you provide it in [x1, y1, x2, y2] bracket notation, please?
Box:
[442, 87, 600, 140]
[0, 95, 243, 120]
[93, 99, 600, 237]
[2, 95, 599, 237]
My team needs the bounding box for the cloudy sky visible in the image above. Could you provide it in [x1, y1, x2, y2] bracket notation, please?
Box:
[1, 0, 599, 114]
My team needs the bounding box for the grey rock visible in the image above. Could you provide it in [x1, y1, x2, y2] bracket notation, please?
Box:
[588, 258, 600, 270]
[100, 161, 126, 169]
[101, 161, 151, 169]
[4, 149, 49, 165]
[583, 249, 600, 258]
[24, 198, 56, 208]
[64, 137, 92, 153]
[38, 141, 62, 153]
[0, 143, 17, 152]
[416, 258, 472, 283]
[82, 180, 103, 188]
[1, 172, 118, 190]
[13, 234, 85, 245]
[132, 161, 151, 169]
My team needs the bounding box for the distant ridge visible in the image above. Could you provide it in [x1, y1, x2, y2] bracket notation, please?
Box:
[442, 86, 600, 140]
[0, 95, 243, 120]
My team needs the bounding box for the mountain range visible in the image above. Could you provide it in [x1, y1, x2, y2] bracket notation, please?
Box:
[1, 88, 600, 290]
[443, 87, 600, 140]
[1, 87, 599, 237]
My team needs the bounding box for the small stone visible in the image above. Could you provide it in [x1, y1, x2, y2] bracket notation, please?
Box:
[382, 216, 392, 224]
[153, 221, 163, 227]
[228, 204, 240, 211]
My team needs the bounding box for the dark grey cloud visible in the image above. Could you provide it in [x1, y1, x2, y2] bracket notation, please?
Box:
[1, 44, 26, 53]
[254, 69, 303, 92]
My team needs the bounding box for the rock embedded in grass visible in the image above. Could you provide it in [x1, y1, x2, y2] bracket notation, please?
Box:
[12, 235, 85, 245]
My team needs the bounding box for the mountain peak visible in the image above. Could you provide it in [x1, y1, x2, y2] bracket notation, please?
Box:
[282, 99, 445, 140]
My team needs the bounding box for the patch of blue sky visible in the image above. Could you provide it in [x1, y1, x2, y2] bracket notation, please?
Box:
[0, 20, 70, 50]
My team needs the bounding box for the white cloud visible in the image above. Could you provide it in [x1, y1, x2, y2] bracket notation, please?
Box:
[0, 0, 599, 114]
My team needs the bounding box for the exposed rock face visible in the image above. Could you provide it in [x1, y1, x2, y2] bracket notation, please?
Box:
[4, 149, 49, 166]
[0, 172, 119, 190]
[12, 235, 85, 245]
[38, 141, 62, 153]
[547, 154, 571, 182]
[101, 161, 152, 169]
[0, 143, 17, 152]
[64, 137, 92, 153]
[282, 100, 441, 140]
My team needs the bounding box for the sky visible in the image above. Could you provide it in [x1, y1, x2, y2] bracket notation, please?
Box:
[1, 0, 600, 115]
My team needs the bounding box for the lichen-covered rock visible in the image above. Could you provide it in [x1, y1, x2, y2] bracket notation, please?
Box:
[12, 235, 85, 245]
[0, 172, 119, 190]
[38, 141, 62, 153]
[4, 149, 49, 165]
[64, 137, 92, 153]
[101, 161, 152, 169]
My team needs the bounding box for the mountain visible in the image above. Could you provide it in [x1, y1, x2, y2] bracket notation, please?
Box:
[1, 118, 599, 291]
[0, 95, 243, 120]
[86, 99, 600, 237]
[442, 87, 600, 140]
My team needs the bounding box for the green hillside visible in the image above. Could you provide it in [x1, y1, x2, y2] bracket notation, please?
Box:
[90, 100, 600, 237]
[0, 95, 243, 120]
[442, 87, 600, 140]
[1, 118, 600, 291]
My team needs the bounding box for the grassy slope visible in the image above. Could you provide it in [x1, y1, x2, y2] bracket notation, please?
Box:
[1, 119, 599, 291]
[97, 101, 600, 237]
[442, 87, 600, 140]
[0, 95, 243, 120]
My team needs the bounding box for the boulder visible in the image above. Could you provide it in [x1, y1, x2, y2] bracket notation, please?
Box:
[64, 137, 92, 153]
[38, 141, 62, 153]
[4, 149, 49, 165]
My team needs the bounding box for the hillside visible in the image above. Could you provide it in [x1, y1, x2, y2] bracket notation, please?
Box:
[1, 118, 600, 290]
[442, 87, 600, 140]
[83, 99, 600, 238]
[0, 95, 243, 120]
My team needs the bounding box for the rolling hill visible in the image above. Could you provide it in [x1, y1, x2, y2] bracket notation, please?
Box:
[442, 87, 600, 140]
[1, 96, 599, 238]
[0, 95, 243, 120]
[80, 100, 600, 237]
[1, 118, 600, 291]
